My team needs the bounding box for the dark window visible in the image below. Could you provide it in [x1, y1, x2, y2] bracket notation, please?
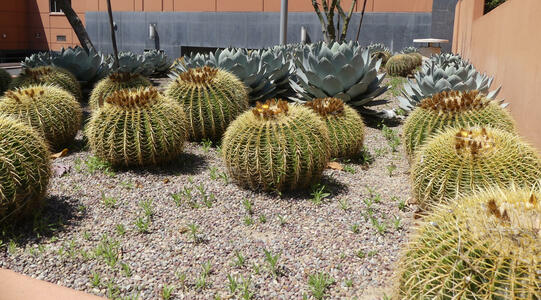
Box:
[50, 0, 71, 13]
[56, 35, 66, 41]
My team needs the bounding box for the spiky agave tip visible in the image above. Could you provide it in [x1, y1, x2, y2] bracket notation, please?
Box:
[108, 72, 142, 83]
[304, 97, 345, 118]
[454, 127, 495, 156]
[177, 66, 218, 85]
[252, 99, 289, 119]
[420, 90, 491, 113]
[105, 87, 160, 108]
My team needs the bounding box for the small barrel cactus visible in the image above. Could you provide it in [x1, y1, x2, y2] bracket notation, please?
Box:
[89, 72, 152, 110]
[408, 52, 423, 67]
[412, 126, 541, 208]
[9, 66, 82, 101]
[305, 97, 365, 158]
[385, 54, 415, 77]
[86, 87, 187, 167]
[0, 85, 82, 150]
[395, 186, 540, 299]
[222, 99, 330, 192]
[0, 116, 51, 221]
[403, 90, 515, 157]
[0, 67, 11, 95]
[165, 66, 249, 141]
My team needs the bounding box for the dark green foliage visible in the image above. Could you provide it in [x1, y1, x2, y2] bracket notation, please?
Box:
[0, 117, 51, 221]
[485, 0, 507, 14]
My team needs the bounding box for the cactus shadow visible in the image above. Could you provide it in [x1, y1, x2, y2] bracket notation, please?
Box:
[279, 175, 349, 201]
[0, 195, 84, 247]
[129, 152, 208, 176]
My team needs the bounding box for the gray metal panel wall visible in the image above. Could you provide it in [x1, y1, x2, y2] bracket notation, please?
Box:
[85, 11, 432, 57]
[431, 0, 459, 52]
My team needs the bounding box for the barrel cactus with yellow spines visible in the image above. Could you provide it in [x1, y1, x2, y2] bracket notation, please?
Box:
[89, 72, 152, 110]
[9, 66, 82, 101]
[222, 99, 330, 192]
[412, 126, 541, 208]
[403, 90, 515, 157]
[0, 68, 11, 95]
[407, 52, 423, 67]
[85, 87, 187, 167]
[385, 54, 415, 77]
[395, 186, 540, 299]
[0, 117, 51, 221]
[0, 85, 82, 150]
[305, 97, 364, 158]
[165, 66, 249, 141]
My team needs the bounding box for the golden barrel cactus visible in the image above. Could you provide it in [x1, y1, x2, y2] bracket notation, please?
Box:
[89, 72, 152, 110]
[9, 66, 82, 101]
[395, 186, 541, 299]
[305, 97, 365, 158]
[86, 87, 187, 167]
[165, 66, 249, 141]
[404, 90, 515, 157]
[412, 126, 541, 208]
[222, 99, 330, 192]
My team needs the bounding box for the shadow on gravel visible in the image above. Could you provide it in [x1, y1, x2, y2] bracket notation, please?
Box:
[278, 175, 349, 201]
[363, 115, 402, 129]
[129, 152, 208, 176]
[0, 195, 84, 247]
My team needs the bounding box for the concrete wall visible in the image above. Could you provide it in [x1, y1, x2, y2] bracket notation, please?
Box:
[86, 11, 432, 57]
[431, 0, 458, 52]
[453, 0, 541, 150]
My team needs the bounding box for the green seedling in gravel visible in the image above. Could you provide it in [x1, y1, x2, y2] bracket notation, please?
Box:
[310, 184, 331, 205]
[101, 191, 118, 209]
[227, 274, 239, 294]
[105, 279, 120, 299]
[91, 272, 101, 287]
[187, 223, 201, 243]
[195, 261, 212, 290]
[259, 214, 267, 223]
[209, 166, 219, 180]
[358, 147, 375, 166]
[95, 235, 120, 267]
[252, 263, 261, 275]
[263, 249, 281, 276]
[371, 217, 387, 235]
[240, 277, 254, 300]
[351, 223, 360, 234]
[389, 76, 407, 97]
[343, 164, 356, 174]
[367, 250, 377, 257]
[308, 272, 335, 300]
[120, 262, 132, 277]
[374, 147, 387, 157]
[202, 193, 215, 208]
[139, 199, 154, 217]
[278, 215, 287, 226]
[393, 215, 402, 230]
[232, 250, 246, 268]
[242, 199, 254, 215]
[219, 171, 229, 184]
[386, 163, 397, 177]
[244, 216, 254, 226]
[175, 271, 187, 288]
[77, 204, 86, 213]
[85, 156, 115, 176]
[393, 196, 406, 211]
[161, 284, 174, 300]
[338, 199, 350, 211]
[134, 217, 150, 233]
[344, 278, 353, 288]
[38, 244, 46, 253]
[356, 249, 366, 259]
[201, 139, 212, 153]
[79, 249, 91, 261]
[7, 240, 17, 254]
[120, 180, 135, 189]
[171, 193, 183, 206]
[215, 145, 222, 155]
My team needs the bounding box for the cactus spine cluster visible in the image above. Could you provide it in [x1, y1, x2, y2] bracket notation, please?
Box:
[165, 66, 249, 141]
[89, 72, 152, 110]
[0, 85, 82, 150]
[305, 97, 364, 158]
[9, 66, 82, 101]
[403, 90, 515, 157]
[86, 87, 187, 167]
[412, 126, 541, 208]
[222, 99, 330, 192]
[396, 186, 541, 299]
[385, 54, 415, 77]
[0, 67, 11, 95]
[0, 117, 51, 221]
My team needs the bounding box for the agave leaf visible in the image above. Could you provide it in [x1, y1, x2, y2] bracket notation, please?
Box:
[321, 75, 344, 96]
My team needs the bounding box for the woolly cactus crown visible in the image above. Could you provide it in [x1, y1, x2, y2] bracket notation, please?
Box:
[304, 97, 345, 117]
[10, 66, 82, 101]
[396, 186, 540, 299]
[420, 90, 491, 112]
[89, 71, 152, 110]
[176, 66, 219, 85]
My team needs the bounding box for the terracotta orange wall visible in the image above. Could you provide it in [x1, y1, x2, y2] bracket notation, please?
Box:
[453, 0, 541, 150]
[0, 0, 29, 50]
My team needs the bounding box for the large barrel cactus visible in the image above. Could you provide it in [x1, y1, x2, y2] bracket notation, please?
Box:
[403, 90, 515, 157]
[222, 99, 330, 192]
[290, 42, 392, 118]
[86, 87, 187, 167]
[305, 97, 365, 158]
[395, 186, 540, 299]
[165, 66, 249, 141]
[0, 117, 51, 221]
[89, 72, 152, 110]
[9, 66, 82, 101]
[0, 85, 82, 150]
[385, 54, 415, 77]
[412, 126, 541, 208]
[0, 68, 11, 95]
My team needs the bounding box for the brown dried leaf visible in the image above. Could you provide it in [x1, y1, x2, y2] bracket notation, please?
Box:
[163, 178, 170, 184]
[51, 148, 69, 159]
[327, 161, 343, 171]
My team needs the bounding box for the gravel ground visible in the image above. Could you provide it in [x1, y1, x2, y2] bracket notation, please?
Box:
[0, 78, 417, 299]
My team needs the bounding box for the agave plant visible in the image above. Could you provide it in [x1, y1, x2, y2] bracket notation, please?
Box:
[400, 46, 419, 54]
[109, 51, 154, 76]
[290, 42, 392, 118]
[22, 46, 110, 84]
[171, 48, 288, 103]
[398, 60, 501, 112]
[428, 53, 467, 68]
[142, 50, 171, 76]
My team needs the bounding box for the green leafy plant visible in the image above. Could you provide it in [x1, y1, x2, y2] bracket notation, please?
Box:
[263, 249, 281, 276]
[308, 272, 335, 300]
